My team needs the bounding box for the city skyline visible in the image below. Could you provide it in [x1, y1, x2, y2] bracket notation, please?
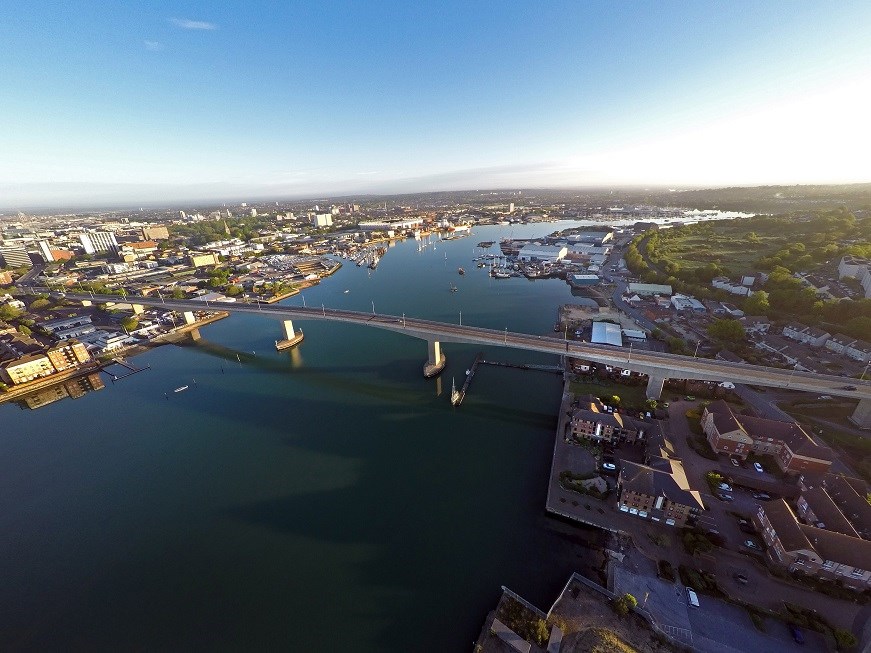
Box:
[3, 1, 871, 207]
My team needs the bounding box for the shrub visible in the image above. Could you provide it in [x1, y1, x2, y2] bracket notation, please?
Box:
[834, 628, 857, 650]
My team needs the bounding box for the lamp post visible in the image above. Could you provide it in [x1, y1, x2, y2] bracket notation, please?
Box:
[402, 313, 406, 328]
[861, 360, 870, 381]
[301, 295, 306, 308]
[371, 300, 375, 315]
[459, 310, 462, 326]
[322, 303, 326, 317]
[504, 327, 507, 345]
[693, 340, 701, 358]
[627, 342, 633, 363]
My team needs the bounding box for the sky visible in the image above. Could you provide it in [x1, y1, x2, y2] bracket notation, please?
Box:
[2, 1, 871, 207]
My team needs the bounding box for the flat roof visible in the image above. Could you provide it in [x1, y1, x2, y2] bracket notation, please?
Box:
[591, 321, 622, 347]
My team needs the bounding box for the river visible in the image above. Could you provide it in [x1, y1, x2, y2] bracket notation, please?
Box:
[0, 218, 723, 650]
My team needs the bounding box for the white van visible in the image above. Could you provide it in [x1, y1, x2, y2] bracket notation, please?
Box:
[686, 587, 700, 607]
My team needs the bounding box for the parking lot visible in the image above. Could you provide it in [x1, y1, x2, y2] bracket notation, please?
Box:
[612, 565, 825, 652]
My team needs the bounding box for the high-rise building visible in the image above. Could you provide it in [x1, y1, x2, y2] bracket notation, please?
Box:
[0, 245, 33, 269]
[37, 240, 55, 262]
[311, 213, 333, 228]
[249, 208, 258, 217]
[179, 210, 187, 219]
[508, 202, 515, 213]
[79, 231, 118, 255]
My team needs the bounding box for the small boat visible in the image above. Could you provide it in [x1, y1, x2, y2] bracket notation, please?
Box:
[344, 289, 350, 293]
[450, 377, 461, 406]
[450, 283, 458, 293]
[458, 267, 465, 275]
[174, 385, 189, 393]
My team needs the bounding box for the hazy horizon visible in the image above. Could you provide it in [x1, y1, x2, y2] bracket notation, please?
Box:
[3, 1, 871, 208]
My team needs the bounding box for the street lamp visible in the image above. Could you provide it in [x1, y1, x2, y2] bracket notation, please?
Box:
[861, 360, 870, 381]
[402, 313, 406, 328]
[301, 294, 306, 308]
[504, 327, 508, 344]
[371, 300, 375, 315]
[693, 340, 701, 358]
[627, 342, 633, 363]
[459, 310, 462, 326]
[322, 303, 326, 317]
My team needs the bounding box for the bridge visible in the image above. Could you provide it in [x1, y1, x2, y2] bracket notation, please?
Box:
[33, 289, 871, 427]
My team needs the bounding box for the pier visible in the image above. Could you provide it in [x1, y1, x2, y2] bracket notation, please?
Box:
[104, 357, 150, 381]
[451, 352, 483, 406]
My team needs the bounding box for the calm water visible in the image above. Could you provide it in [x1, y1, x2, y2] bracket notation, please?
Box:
[0, 222, 609, 651]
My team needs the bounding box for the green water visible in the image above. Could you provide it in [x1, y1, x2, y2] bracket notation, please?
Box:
[0, 223, 602, 651]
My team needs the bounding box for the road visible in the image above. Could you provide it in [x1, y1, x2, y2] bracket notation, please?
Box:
[26, 288, 871, 403]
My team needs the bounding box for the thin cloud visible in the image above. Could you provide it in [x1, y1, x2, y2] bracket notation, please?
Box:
[144, 40, 164, 51]
[170, 18, 217, 30]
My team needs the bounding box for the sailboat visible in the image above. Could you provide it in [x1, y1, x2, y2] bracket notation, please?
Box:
[450, 377, 461, 405]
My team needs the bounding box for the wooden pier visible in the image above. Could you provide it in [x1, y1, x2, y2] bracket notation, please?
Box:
[451, 352, 483, 407]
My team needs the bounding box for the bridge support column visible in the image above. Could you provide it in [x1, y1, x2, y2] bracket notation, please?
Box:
[423, 339, 446, 378]
[849, 398, 871, 430]
[275, 319, 304, 351]
[183, 311, 196, 325]
[131, 303, 144, 315]
[81, 300, 92, 307]
[646, 373, 666, 400]
[189, 328, 201, 341]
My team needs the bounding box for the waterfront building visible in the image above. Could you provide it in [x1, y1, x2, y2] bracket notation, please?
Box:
[45, 340, 91, 372]
[590, 321, 622, 347]
[358, 218, 423, 231]
[517, 244, 567, 263]
[617, 457, 704, 527]
[0, 353, 55, 385]
[568, 396, 645, 444]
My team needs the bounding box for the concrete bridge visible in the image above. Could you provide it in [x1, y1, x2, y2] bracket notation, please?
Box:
[39, 290, 871, 427]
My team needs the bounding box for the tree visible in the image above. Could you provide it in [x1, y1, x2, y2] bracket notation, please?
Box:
[225, 284, 243, 296]
[613, 593, 638, 616]
[743, 291, 770, 315]
[610, 395, 621, 406]
[120, 316, 139, 332]
[708, 318, 745, 342]
[29, 298, 51, 311]
[171, 287, 186, 299]
[18, 325, 31, 335]
[0, 303, 21, 320]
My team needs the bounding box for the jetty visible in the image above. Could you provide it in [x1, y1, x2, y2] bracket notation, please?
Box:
[450, 352, 483, 406]
[104, 357, 150, 381]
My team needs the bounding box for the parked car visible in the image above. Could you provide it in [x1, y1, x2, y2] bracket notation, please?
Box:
[744, 539, 761, 550]
[788, 623, 805, 645]
[601, 462, 618, 472]
[753, 462, 764, 473]
[733, 573, 749, 585]
[730, 457, 740, 467]
[718, 482, 733, 492]
[752, 492, 772, 501]
[685, 395, 696, 401]
[842, 385, 858, 391]
[717, 493, 734, 502]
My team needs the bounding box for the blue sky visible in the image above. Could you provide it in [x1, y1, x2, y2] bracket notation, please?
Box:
[2, 1, 871, 206]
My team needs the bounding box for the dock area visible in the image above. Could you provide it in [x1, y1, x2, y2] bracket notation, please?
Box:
[452, 353, 562, 406]
[275, 331, 304, 351]
[451, 352, 483, 406]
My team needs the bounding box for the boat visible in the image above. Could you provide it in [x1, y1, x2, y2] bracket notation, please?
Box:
[450, 283, 458, 293]
[458, 267, 465, 275]
[450, 377, 461, 405]
[174, 385, 189, 393]
[343, 289, 350, 293]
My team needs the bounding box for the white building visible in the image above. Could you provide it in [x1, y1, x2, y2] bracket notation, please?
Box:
[782, 323, 831, 348]
[79, 231, 118, 255]
[627, 282, 672, 297]
[517, 244, 567, 263]
[712, 276, 752, 296]
[311, 213, 333, 228]
[358, 218, 423, 231]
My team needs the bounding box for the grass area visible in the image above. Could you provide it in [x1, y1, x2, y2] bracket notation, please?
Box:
[494, 595, 550, 648]
[573, 627, 639, 653]
[569, 379, 649, 411]
[678, 565, 725, 598]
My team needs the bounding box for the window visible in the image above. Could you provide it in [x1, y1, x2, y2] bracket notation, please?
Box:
[851, 568, 865, 578]
[822, 560, 834, 569]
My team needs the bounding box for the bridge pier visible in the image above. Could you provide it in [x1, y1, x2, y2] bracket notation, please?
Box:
[645, 373, 666, 400]
[81, 300, 92, 307]
[423, 339, 446, 378]
[131, 303, 144, 315]
[183, 311, 196, 325]
[275, 319, 304, 351]
[849, 398, 871, 430]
